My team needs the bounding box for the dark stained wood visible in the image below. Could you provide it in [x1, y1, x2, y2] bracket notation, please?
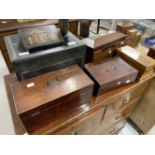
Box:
[10, 65, 94, 133]
[0, 19, 79, 73]
[148, 48, 155, 59]
[4, 70, 154, 134]
[117, 46, 155, 80]
[83, 32, 127, 64]
[85, 56, 138, 95]
[5, 32, 86, 81]
[4, 73, 26, 134]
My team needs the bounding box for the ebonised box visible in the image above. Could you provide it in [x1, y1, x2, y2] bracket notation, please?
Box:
[5, 31, 86, 80]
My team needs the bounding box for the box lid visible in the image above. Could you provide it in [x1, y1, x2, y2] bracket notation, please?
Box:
[117, 46, 155, 69]
[11, 65, 94, 115]
[83, 32, 126, 50]
[5, 31, 85, 63]
[18, 25, 65, 51]
[85, 56, 138, 86]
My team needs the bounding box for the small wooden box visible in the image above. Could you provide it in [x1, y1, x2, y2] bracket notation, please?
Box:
[84, 32, 126, 64]
[5, 32, 86, 81]
[125, 32, 141, 47]
[117, 46, 155, 80]
[85, 56, 138, 96]
[11, 65, 94, 133]
[116, 22, 134, 34]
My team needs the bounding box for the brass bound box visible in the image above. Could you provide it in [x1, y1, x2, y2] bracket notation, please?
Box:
[18, 25, 65, 51]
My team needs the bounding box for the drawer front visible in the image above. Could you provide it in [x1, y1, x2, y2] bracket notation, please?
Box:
[102, 120, 126, 135]
[54, 106, 106, 135]
[123, 97, 141, 117]
[110, 83, 147, 112]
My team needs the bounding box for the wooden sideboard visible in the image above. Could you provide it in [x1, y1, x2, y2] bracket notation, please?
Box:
[4, 73, 154, 135]
[0, 19, 79, 73]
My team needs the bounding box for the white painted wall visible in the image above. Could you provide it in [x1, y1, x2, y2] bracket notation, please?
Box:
[0, 50, 15, 134]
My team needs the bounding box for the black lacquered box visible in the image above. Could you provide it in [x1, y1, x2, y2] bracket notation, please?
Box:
[5, 32, 86, 80]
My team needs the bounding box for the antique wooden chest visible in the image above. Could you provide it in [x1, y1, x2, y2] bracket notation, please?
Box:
[84, 56, 138, 96]
[10, 65, 94, 133]
[5, 31, 86, 80]
[117, 46, 155, 80]
[83, 32, 127, 64]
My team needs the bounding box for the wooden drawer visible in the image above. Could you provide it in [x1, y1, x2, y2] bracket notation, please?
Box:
[54, 106, 106, 135]
[111, 81, 148, 111]
[54, 93, 134, 135]
[102, 120, 126, 135]
[123, 97, 141, 117]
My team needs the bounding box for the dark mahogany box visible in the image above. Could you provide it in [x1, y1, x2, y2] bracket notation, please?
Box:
[85, 56, 138, 96]
[11, 65, 94, 133]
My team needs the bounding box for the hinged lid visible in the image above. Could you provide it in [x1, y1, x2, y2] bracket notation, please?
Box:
[11, 65, 94, 115]
[85, 56, 138, 86]
[83, 32, 126, 50]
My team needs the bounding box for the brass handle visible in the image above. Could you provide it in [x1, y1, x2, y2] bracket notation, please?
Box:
[122, 93, 131, 105]
[70, 130, 78, 135]
[100, 104, 108, 123]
